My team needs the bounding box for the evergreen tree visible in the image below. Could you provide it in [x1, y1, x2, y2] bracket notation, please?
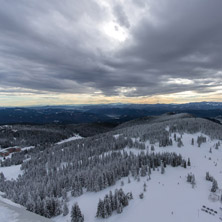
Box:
[63, 203, 69, 216]
[71, 203, 84, 222]
[191, 175, 196, 188]
[161, 161, 165, 174]
[104, 195, 112, 217]
[116, 200, 123, 214]
[96, 199, 105, 218]
[187, 158, 191, 166]
[211, 179, 218, 192]
[139, 193, 144, 199]
[177, 138, 183, 147]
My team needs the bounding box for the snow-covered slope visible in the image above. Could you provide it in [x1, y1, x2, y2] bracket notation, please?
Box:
[53, 133, 222, 222]
[1, 114, 222, 222]
[56, 134, 82, 145]
[0, 196, 52, 222]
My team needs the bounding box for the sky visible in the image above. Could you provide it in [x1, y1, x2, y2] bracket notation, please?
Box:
[0, 0, 222, 106]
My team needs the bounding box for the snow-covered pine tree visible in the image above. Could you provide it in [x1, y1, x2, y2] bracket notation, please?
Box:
[161, 161, 165, 174]
[187, 158, 191, 166]
[96, 199, 105, 218]
[211, 179, 218, 192]
[63, 202, 69, 216]
[191, 175, 196, 188]
[177, 138, 183, 147]
[140, 165, 147, 177]
[116, 200, 123, 214]
[71, 203, 84, 222]
[139, 193, 144, 199]
[104, 195, 112, 217]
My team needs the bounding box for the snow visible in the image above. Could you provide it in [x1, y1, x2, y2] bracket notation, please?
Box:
[53, 133, 222, 222]
[0, 164, 23, 180]
[0, 195, 52, 222]
[21, 146, 35, 151]
[1, 131, 222, 221]
[113, 134, 121, 139]
[56, 134, 82, 145]
[0, 205, 19, 222]
[0, 194, 23, 208]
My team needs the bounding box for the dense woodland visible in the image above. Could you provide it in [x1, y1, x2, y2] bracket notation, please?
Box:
[0, 123, 115, 148]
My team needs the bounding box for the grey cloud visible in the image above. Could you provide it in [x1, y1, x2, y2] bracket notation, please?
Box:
[113, 4, 130, 28]
[0, 0, 222, 99]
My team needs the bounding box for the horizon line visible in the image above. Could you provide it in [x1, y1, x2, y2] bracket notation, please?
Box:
[0, 101, 221, 108]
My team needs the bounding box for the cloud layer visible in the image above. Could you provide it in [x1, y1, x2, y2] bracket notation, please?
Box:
[0, 0, 222, 105]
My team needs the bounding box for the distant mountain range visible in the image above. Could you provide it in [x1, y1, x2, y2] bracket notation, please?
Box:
[0, 102, 221, 125]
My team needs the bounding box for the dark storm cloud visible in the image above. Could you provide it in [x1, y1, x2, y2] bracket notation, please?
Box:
[0, 0, 222, 98]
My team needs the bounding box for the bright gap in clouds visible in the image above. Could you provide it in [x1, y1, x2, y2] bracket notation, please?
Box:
[102, 21, 128, 42]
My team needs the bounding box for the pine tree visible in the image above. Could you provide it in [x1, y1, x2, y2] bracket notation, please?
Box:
[177, 138, 183, 147]
[211, 179, 218, 192]
[116, 200, 123, 214]
[96, 199, 104, 218]
[127, 192, 133, 200]
[63, 203, 69, 216]
[191, 175, 196, 188]
[62, 188, 68, 202]
[139, 193, 144, 199]
[187, 158, 191, 166]
[161, 161, 165, 174]
[140, 165, 147, 177]
[71, 203, 84, 222]
[143, 182, 147, 192]
[174, 133, 177, 141]
[104, 195, 112, 217]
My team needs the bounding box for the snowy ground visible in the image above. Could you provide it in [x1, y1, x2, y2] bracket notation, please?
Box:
[56, 134, 82, 145]
[0, 195, 52, 222]
[0, 164, 22, 180]
[53, 133, 222, 222]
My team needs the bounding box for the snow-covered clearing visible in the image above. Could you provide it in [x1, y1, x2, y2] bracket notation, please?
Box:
[56, 134, 82, 145]
[53, 133, 222, 222]
[0, 164, 22, 180]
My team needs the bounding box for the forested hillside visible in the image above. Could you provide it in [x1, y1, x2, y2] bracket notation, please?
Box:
[0, 113, 222, 222]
